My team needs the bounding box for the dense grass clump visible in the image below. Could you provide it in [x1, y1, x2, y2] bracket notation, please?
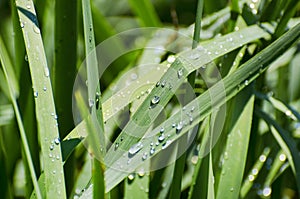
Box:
[0, 0, 300, 198]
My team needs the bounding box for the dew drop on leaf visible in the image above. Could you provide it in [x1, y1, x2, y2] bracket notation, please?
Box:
[128, 173, 135, 181]
[128, 142, 143, 156]
[54, 138, 60, 145]
[34, 91, 38, 98]
[158, 134, 165, 142]
[177, 68, 183, 78]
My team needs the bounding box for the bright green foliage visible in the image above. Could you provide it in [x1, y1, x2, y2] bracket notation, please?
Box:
[0, 0, 300, 199]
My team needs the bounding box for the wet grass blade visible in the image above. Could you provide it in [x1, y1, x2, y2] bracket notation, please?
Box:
[103, 22, 300, 192]
[15, 0, 66, 197]
[216, 88, 254, 199]
[255, 108, 300, 194]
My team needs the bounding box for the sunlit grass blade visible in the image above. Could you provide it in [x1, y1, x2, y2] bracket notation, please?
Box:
[216, 88, 254, 199]
[255, 108, 300, 194]
[0, 35, 42, 198]
[15, 0, 66, 197]
[240, 147, 271, 198]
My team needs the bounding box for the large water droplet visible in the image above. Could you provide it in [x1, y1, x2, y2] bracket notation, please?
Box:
[158, 134, 165, 142]
[156, 81, 160, 87]
[252, 168, 258, 175]
[248, 174, 254, 181]
[54, 138, 60, 145]
[128, 142, 143, 156]
[150, 96, 160, 108]
[167, 55, 176, 63]
[20, 22, 25, 28]
[160, 127, 164, 133]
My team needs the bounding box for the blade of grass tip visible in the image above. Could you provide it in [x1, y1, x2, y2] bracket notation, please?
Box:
[82, 0, 106, 198]
[255, 108, 300, 195]
[15, 0, 66, 197]
[169, 1, 204, 198]
[216, 87, 255, 199]
[128, 0, 161, 27]
[0, 35, 42, 199]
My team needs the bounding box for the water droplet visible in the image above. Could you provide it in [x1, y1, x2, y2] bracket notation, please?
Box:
[279, 154, 286, 161]
[25, 54, 28, 61]
[191, 155, 198, 164]
[43, 86, 47, 91]
[167, 55, 176, 63]
[128, 173, 135, 181]
[158, 134, 165, 142]
[249, 3, 255, 9]
[162, 140, 172, 149]
[230, 187, 234, 192]
[54, 138, 60, 145]
[115, 142, 119, 150]
[33, 25, 40, 34]
[52, 170, 56, 174]
[162, 182, 167, 188]
[262, 187, 272, 196]
[177, 68, 183, 78]
[150, 96, 160, 107]
[172, 123, 176, 128]
[142, 152, 148, 161]
[138, 168, 145, 177]
[160, 127, 164, 133]
[156, 81, 160, 87]
[189, 117, 193, 124]
[20, 22, 24, 28]
[49, 144, 54, 150]
[56, 155, 60, 160]
[34, 91, 38, 98]
[176, 122, 183, 133]
[252, 168, 258, 175]
[285, 110, 292, 117]
[248, 174, 255, 181]
[44, 67, 50, 77]
[239, 34, 244, 39]
[128, 142, 143, 156]
[161, 80, 166, 88]
[131, 73, 137, 80]
[227, 37, 233, 42]
[245, 80, 249, 86]
[259, 155, 266, 162]
[150, 147, 155, 155]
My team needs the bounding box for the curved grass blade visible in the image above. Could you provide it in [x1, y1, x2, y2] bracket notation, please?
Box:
[0, 35, 42, 198]
[15, 0, 66, 197]
[102, 22, 300, 192]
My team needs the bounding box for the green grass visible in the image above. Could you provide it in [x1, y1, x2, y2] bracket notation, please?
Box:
[0, 0, 300, 198]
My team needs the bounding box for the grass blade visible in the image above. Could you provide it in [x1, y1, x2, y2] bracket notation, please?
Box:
[216, 88, 254, 199]
[0, 35, 42, 199]
[15, 0, 66, 197]
[128, 0, 161, 27]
